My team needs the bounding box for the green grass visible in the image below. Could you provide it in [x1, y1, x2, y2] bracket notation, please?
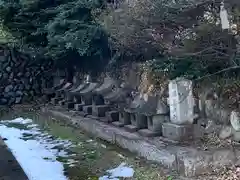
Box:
[0, 109, 176, 180]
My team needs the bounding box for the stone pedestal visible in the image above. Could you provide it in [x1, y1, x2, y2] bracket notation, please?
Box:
[82, 96, 92, 105]
[148, 115, 168, 132]
[73, 96, 81, 103]
[92, 95, 105, 106]
[92, 105, 110, 117]
[65, 102, 75, 109]
[162, 123, 193, 141]
[66, 93, 73, 102]
[83, 105, 92, 115]
[74, 103, 84, 111]
[112, 112, 130, 127]
[106, 111, 119, 123]
[125, 113, 148, 132]
[55, 92, 61, 98]
[51, 98, 60, 105]
[55, 91, 65, 99]
[139, 115, 169, 137]
[58, 100, 65, 106]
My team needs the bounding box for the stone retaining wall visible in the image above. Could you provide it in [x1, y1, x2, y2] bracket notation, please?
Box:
[0, 46, 52, 105]
[42, 106, 240, 177]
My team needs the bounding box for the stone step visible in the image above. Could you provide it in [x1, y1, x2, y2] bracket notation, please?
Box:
[65, 102, 75, 109]
[58, 100, 66, 106]
[162, 123, 193, 141]
[92, 105, 111, 117]
[76, 111, 88, 117]
[51, 97, 62, 105]
[74, 103, 84, 111]
[83, 105, 92, 115]
[112, 121, 125, 127]
[106, 111, 119, 123]
[138, 129, 161, 137]
[124, 124, 138, 132]
[98, 117, 110, 123]
[86, 115, 99, 120]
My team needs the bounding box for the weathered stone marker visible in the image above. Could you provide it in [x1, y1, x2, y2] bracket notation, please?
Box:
[169, 78, 194, 124]
[162, 78, 195, 141]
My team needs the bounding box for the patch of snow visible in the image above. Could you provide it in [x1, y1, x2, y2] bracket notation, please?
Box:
[58, 150, 68, 157]
[0, 125, 67, 180]
[99, 162, 134, 180]
[6, 117, 33, 124]
[99, 176, 119, 180]
[27, 124, 38, 128]
[100, 144, 107, 148]
[66, 159, 78, 167]
[86, 139, 93, 142]
[0, 117, 79, 180]
[117, 153, 125, 159]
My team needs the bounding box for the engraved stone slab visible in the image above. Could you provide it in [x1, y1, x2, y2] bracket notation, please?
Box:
[169, 78, 194, 124]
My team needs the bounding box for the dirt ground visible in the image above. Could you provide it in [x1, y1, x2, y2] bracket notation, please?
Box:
[0, 138, 28, 180]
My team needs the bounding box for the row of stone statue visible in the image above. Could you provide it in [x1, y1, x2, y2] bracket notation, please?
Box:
[44, 75, 199, 141]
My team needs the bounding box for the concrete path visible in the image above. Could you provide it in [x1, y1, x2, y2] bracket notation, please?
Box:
[0, 138, 28, 180]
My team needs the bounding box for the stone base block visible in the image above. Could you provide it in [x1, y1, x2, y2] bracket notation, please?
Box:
[124, 124, 138, 132]
[86, 115, 99, 120]
[162, 123, 193, 141]
[138, 129, 161, 137]
[66, 94, 74, 102]
[92, 105, 110, 117]
[83, 105, 92, 115]
[74, 103, 84, 111]
[73, 96, 81, 103]
[65, 102, 75, 109]
[51, 98, 61, 105]
[130, 113, 148, 129]
[98, 117, 109, 123]
[58, 100, 66, 106]
[119, 112, 131, 125]
[82, 97, 92, 106]
[147, 115, 169, 135]
[44, 93, 55, 102]
[76, 111, 88, 117]
[92, 94, 105, 106]
[112, 121, 125, 127]
[106, 111, 119, 123]
[87, 114, 110, 122]
[55, 93, 64, 99]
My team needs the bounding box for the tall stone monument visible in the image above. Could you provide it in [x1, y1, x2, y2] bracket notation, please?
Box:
[168, 78, 194, 124]
[162, 78, 196, 141]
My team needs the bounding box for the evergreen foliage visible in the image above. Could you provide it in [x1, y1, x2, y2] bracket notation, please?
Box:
[0, 0, 110, 74]
[0, 0, 239, 79]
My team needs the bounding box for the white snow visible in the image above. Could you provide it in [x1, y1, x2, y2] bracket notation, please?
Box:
[8, 117, 33, 124]
[0, 117, 77, 180]
[0, 117, 135, 180]
[99, 162, 134, 180]
[86, 139, 93, 142]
